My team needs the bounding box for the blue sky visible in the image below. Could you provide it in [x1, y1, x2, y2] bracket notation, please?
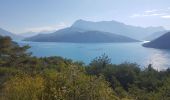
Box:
[0, 0, 170, 33]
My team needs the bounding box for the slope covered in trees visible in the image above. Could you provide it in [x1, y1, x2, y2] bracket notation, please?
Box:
[143, 32, 170, 49]
[0, 36, 170, 100]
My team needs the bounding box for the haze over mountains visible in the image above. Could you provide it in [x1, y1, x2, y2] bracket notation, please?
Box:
[24, 27, 139, 43]
[0, 19, 168, 43]
[0, 28, 21, 40]
[20, 30, 55, 38]
[25, 19, 166, 43]
[72, 20, 166, 40]
[143, 32, 170, 49]
[144, 30, 169, 41]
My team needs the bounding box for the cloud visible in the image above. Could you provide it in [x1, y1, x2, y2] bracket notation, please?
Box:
[144, 9, 158, 13]
[143, 13, 164, 17]
[25, 22, 68, 32]
[130, 7, 170, 19]
[161, 15, 170, 19]
[130, 13, 164, 18]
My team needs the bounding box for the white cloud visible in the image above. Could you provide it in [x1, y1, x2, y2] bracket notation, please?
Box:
[161, 15, 170, 19]
[25, 22, 68, 33]
[143, 13, 164, 17]
[130, 13, 164, 18]
[144, 9, 158, 13]
[130, 7, 170, 19]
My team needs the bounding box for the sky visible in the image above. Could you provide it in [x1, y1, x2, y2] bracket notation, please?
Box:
[0, 0, 170, 34]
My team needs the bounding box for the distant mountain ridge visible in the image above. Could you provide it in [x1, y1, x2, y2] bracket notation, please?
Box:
[72, 19, 165, 40]
[0, 28, 21, 40]
[20, 30, 56, 38]
[24, 19, 166, 42]
[24, 27, 139, 43]
[144, 30, 169, 41]
[143, 32, 170, 49]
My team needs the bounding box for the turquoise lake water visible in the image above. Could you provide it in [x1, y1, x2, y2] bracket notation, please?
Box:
[17, 41, 170, 70]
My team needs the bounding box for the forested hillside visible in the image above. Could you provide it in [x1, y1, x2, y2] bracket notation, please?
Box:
[143, 32, 170, 49]
[0, 36, 170, 100]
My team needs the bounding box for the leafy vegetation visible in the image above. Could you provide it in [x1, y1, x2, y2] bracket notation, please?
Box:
[0, 36, 170, 100]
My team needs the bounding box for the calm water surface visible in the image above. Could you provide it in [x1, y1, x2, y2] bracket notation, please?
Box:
[17, 41, 170, 70]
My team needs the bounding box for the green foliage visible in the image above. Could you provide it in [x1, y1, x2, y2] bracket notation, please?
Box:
[0, 36, 170, 100]
[43, 65, 117, 100]
[0, 36, 31, 67]
[1, 74, 44, 100]
[86, 55, 170, 99]
[87, 54, 111, 75]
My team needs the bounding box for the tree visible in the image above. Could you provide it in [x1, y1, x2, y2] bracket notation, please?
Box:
[43, 65, 118, 100]
[87, 54, 111, 75]
[1, 74, 44, 100]
[0, 36, 31, 67]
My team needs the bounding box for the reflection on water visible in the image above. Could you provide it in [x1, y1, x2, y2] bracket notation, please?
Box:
[91, 48, 103, 51]
[17, 41, 170, 70]
[145, 49, 170, 70]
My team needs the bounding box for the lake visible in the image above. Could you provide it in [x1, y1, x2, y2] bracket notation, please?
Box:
[16, 41, 170, 70]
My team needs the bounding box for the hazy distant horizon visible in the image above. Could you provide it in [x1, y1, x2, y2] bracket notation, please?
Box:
[0, 0, 170, 33]
[9, 19, 169, 35]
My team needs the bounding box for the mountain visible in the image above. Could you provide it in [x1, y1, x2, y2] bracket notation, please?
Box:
[71, 19, 165, 40]
[0, 28, 21, 40]
[24, 27, 139, 43]
[144, 30, 169, 41]
[143, 32, 170, 49]
[20, 32, 40, 38]
[20, 30, 56, 38]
